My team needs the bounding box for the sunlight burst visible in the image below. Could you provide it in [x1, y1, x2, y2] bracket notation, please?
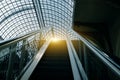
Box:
[52, 37, 59, 42]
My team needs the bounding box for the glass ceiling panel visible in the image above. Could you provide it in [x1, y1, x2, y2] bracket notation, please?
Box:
[0, 0, 40, 40]
[40, 0, 75, 40]
[0, 0, 76, 40]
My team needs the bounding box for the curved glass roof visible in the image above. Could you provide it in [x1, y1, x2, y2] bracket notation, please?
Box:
[0, 0, 40, 40]
[0, 0, 77, 40]
[40, 0, 74, 39]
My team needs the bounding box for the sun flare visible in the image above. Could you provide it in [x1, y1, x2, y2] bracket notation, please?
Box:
[52, 37, 59, 42]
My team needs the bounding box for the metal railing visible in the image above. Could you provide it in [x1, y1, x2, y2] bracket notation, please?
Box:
[71, 30, 120, 80]
[0, 28, 120, 80]
[66, 37, 88, 80]
[0, 29, 50, 80]
[20, 39, 51, 80]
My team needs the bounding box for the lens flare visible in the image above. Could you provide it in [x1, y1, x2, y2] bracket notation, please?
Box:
[52, 37, 59, 42]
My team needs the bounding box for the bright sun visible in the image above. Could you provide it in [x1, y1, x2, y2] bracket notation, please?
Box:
[52, 37, 59, 42]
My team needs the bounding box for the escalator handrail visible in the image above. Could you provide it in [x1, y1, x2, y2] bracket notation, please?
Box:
[0, 30, 41, 48]
[20, 39, 51, 80]
[72, 30, 120, 77]
[0, 27, 52, 49]
[66, 37, 88, 80]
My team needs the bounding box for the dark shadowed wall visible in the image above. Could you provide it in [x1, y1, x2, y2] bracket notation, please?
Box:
[73, 0, 120, 58]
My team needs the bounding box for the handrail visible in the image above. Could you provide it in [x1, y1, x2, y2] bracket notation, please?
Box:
[0, 30, 41, 49]
[69, 39, 88, 80]
[72, 30, 120, 77]
[0, 27, 52, 80]
[20, 39, 51, 80]
[66, 38, 88, 80]
[0, 27, 52, 49]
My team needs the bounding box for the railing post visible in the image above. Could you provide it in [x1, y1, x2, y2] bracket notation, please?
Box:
[19, 40, 27, 72]
[51, 27, 54, 38]
[78, 39, 82, 61]
[6, 44, 16, 80]
[39, 32, 42, 48]
[36, 33, 41, 50]
[83, 44, 88, 74]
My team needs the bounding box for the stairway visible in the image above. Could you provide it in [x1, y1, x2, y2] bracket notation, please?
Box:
[29, 40, 73, 80]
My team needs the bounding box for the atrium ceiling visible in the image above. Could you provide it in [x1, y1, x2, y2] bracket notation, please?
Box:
[0, 0, 76, 40]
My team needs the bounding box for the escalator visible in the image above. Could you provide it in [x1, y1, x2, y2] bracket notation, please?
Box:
[29, 40, 74, 80]
[0, 30, 119, 80]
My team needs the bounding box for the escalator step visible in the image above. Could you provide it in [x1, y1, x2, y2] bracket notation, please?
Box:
[29, 40, 73, 80]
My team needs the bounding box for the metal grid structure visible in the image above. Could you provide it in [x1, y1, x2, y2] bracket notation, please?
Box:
[40, 0, 75, 39]
[0, 0, 40, 40]
[0, 0, 77, 40]
[0, 1, 120, 80]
